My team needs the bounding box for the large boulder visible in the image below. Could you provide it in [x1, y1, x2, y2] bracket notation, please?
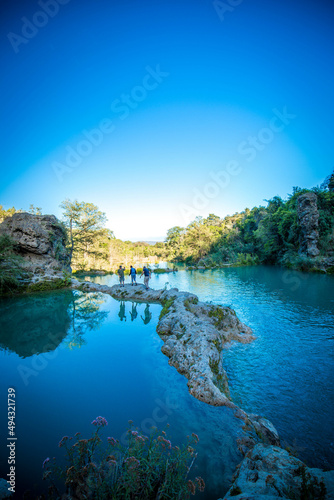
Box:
[222, 443, 334, 499]
[297, 192, 320, 257]
[0, 212, 71, 281]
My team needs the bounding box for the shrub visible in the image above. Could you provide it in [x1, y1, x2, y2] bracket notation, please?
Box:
[159, 297, 175, 319]
[42, 417, 205, 499]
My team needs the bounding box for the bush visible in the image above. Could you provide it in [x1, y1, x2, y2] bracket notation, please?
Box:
[42, 417, 205, 499]
[235, 253, 259, 266]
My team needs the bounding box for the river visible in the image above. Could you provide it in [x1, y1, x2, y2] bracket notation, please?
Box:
[0, 265, 333, 498]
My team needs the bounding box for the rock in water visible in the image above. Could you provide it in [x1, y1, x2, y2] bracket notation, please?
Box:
[0, 212, 71, 282]
[222, 443, 334, 499]
[297, 192, 320, 257]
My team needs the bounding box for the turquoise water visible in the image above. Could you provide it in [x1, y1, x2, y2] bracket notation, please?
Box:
[0, 289, 243, 499]
[88, 266, 334, 470]
[1, 267, 333, 498]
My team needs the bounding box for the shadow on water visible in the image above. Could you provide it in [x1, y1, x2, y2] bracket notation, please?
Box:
[0, 290, 109, 357]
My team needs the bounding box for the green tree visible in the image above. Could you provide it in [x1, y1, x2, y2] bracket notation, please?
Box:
[29, 204, 42, 215]
[60, 199, 108, 264]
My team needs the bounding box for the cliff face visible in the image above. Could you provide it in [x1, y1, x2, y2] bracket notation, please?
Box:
[0, 212, 71, 281]
[297, 192, 320, 257]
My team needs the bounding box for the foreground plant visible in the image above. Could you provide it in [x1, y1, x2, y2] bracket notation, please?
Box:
[42, 417, 205, 499]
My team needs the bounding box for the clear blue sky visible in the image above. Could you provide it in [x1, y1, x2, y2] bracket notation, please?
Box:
[1, 0, 333, 240]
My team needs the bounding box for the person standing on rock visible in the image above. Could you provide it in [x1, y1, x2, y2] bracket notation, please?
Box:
[117, 265, 125, 287]
[140, 266, 151, 290]
[129, 265, 137, 286]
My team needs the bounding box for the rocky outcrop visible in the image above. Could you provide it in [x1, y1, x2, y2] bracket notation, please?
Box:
[0, 212, 71, 282]
[71, 281, 255, 408]
[71, 281, 280, 450]
[222, 443, 334, 499]
[72, 281, 334, 498]
[297, 192, 320, 257]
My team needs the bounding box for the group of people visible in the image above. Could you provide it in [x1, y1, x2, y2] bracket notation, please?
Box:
[117, 265, 152, 290]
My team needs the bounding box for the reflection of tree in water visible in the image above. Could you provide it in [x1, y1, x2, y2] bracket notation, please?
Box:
[141, 304, 152, 325]
[66, 292, 109, 349]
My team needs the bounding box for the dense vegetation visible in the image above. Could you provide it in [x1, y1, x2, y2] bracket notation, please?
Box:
[41, 417, 204, 499]
[1, 172, 333, 285]
[0, 201, 167, 275]
[165, 181, 334, 271]
[59, 199, 167, 272]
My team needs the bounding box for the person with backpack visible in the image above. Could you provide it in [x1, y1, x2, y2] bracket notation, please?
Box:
[140, 266, 151, 290]
[129, 265, 137, 286]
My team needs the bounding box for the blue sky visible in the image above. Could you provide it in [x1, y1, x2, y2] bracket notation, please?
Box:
[1, 0, 333, 240]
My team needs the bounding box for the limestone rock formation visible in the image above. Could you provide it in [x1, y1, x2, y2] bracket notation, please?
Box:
[71, 280, 255, 408]
[297, 192, 320, 257]
[222, 443, 334, 499]
[0, 212, 71, 282]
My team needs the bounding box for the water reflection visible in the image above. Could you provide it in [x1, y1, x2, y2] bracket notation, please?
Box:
[115, 301, 152, 324]
[0, 290, 109, 357]
[129, 302, 138, 321]
[118, 301, 127, 322]
[141, 304, 152, 324]
[0, 291, 73, 358]
[66, 292, 109, 349]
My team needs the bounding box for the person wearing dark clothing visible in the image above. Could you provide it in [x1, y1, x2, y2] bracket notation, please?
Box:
[140, 266, 151, 290]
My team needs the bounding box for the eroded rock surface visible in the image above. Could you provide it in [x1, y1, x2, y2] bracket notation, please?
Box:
[297, 192, 320, 257]
[222, 443, 334, 499]
[72, 281, 255, 408]
[0, 212, 71, 281]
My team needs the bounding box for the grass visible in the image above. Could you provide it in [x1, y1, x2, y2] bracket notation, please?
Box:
[208, 306, 227, 330]
[159, 297, 175, 320]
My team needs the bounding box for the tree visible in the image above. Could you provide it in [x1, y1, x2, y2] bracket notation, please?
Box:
[60, 199, 108, 264]
[0, 205, 17, 223]
[29, 204, 42, 215]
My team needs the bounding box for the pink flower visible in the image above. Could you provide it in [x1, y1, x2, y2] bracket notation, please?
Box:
[42, 457, 50, 469]
[58, 436, 69, 448]
[192, 433, 199, 443]
[91, 416, 108, 427]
